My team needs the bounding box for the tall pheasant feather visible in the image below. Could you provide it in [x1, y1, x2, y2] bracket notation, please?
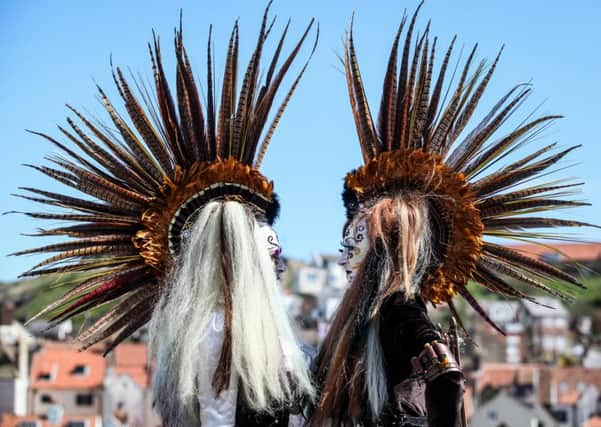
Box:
[13, 7, 317, 353]
[342, 3, 596, 332]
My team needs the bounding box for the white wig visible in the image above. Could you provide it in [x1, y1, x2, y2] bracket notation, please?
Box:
[149, 201, 313, 426]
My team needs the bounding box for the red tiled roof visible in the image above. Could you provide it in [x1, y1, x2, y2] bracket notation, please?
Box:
[508, 242, 601, 262]
[115, 366, 148, 388]
[111, 342, 149, 388]
[475, 363, 601, 405]
[584, 416, 601, 427]
[559, 389, 580, 405]
[113, 342, 147, 366]
[30, 343, 106, 390]
[475, 363, 543, 393]
[1, 414, 99, 427]
[550, 366, 601, 396]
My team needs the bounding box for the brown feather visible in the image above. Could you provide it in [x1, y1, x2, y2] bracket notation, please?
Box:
[473, 145, 580, 198]
[346, 25, 378, 158]
[457, 286, 505, 335]
[16, 187, 139, 217]
[114, 67, 173, 175]
[482, 243, 583, 287]
[248, 19, 316, 164]
[479, 256, 575, 302]
[102, 303, 154, 356]
[431, 44, 478, 155]
[216, 23, 239, 158]
[423, 36, 456, 148]
[206, 25, 217, 158]
[66, 105, 156, 194]
[394, 3, 423, 149]
[78, 287, 155, 348]
[254, 24, 318, 167]
[379, 17, 405, 150]
[477, 182, 582, 211]
[26, 264, 147, 325]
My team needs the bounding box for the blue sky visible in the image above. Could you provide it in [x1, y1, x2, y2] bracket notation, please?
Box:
[1, 1, 600, 281]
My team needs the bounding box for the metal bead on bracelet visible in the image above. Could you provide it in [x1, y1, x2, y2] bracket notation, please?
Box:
[410, 341, 461, 382]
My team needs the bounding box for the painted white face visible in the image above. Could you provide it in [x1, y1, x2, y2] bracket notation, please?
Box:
[337, 215, 370, 283]
[257, 222, 286, 278]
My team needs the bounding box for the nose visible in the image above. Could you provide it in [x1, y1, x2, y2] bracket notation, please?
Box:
[337, 249, 347, 266]
[276, 257, 286, 274]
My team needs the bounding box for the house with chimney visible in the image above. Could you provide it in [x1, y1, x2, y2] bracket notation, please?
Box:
[475, 297, 572, 365]
[103, 343, 159, 427]
[473, 363, 601, 427]
[520, 298, 570, 363]
[28, 343, 106, 418]
[470, 390, 558, 427]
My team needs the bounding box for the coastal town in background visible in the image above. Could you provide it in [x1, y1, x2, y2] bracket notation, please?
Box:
[1, 242, 601, 427]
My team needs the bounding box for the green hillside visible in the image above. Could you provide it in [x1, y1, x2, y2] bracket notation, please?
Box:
[1, 273, 119, 330]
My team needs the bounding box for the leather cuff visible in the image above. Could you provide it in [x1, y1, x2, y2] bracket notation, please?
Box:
[410, 341, 461, 382]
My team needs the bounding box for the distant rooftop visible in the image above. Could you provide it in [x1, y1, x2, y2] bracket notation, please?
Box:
[481, 300, 520, 324]
[509, 242, 601, 262]
[1, 414, 100, 427]
[522, 297, 568, 318]
[584, 416, 601, 427]
[30, 343, 105, 390]
[111, 342, 149, 388]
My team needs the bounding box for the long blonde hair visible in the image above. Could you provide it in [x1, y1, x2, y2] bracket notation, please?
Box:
[312, 193, 434, 424]
[149, 201, 314, 426]
[368, 193, 432, 305]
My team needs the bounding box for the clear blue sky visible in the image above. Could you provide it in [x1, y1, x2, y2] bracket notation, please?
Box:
[1, 1, 600, 281]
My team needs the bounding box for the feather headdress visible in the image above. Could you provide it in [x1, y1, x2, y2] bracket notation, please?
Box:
[12, 6, 317, 355]
[342, 3, 595, 332]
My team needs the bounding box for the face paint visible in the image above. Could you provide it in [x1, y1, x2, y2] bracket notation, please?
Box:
[257, 222, 286, 278]
[337, 215, 370, 283]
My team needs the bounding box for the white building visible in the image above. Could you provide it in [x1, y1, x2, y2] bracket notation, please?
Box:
[520, 298, 570, 362]
[0, 304, 34, 417]
[470, 390, 557, 427]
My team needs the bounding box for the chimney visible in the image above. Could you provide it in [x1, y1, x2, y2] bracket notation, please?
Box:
[18, 335, 28, 381]
[0, 301, 15, 325]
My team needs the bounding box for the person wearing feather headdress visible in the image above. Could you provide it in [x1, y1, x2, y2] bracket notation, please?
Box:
[13, 5, 317, 427]
[310, 4, 594, 427]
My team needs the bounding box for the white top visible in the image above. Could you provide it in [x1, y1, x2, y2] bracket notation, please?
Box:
[197, 308, 238, 427]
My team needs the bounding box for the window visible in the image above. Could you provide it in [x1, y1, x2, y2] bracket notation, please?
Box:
[553, 409, 568, 422]
[40, 394, 54, 404]
[70, 364, 88, 376]
[559, 382, 568, 393]
[543, 336, 554, 350]
[306, 272, 319, 282]
[555, 317, 567, 329]
[506, 335, 521, 345]
[37, 372, 52, 381]
[75, 394, 93, 406]
[542, 318, 554, 328]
